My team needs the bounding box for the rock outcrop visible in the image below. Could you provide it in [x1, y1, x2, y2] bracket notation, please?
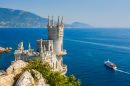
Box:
[0, 74, 15, 86]
[0, 60, 28, 86]
[15, 70, 49, 86]
[0, 60, 49, 86]
[32, 70, 49, 86]
[15, 71, 34, 86]
[0, 47, 12, 54]
[6, 60, 28, 75]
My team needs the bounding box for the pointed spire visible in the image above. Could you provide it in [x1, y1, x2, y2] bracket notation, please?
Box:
[40, 39, 43, 53]
[58, 16, 60, 26]
[28, 42, 31, 50]
[44, 45, 46, 51]
[52, 16, 54, 26]
[48, 16, 50, 26]
[61, 16, 63, 26]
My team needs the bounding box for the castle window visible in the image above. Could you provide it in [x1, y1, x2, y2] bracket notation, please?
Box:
[61, 60, 62, 66]
[61, 44, 62, 51]
[50, 46, 52, 51]
[56, 61, 57, 69]
[53, 62, 54, 71]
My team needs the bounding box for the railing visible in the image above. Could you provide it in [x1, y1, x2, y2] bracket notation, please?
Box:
[61, 64, 67, 75]
[56, 49, 67, 55]
[63, 49, 66, 53]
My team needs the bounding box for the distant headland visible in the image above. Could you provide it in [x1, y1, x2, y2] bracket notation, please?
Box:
[0, 8, 93, 28]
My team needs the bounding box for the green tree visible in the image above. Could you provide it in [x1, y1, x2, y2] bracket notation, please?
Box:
[22, 58, 81, 86]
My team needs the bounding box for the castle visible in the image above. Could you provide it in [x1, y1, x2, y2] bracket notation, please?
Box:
[13, 16, 67, 74]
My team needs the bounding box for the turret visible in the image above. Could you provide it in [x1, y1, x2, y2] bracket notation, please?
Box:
[48, 16, 50, 26]
[58, 16, 60, 26]
[44, 45, 46, 52]
[61, 16, 63, 26]
[52, 16, 54, 26]
[40, 39, 43, 53]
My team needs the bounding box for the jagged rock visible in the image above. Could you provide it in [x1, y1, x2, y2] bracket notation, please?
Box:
[36, 78, 48, 86]
[15, 70, 49, 86]
[31, 70, 49, 86]
[0, 60, 50, 86]
[0, 60, 28, 86]
[6, 60, 28, 74]
[15, 71, 34, 86]
[0, 74, 15, 86]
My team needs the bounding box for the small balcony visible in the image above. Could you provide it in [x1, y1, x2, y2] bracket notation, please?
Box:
[60, 64, 67, 75]
[56, 49, 67, 56]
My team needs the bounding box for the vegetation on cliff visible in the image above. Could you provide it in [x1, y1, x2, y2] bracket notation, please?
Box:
[20, 58, 81, 86]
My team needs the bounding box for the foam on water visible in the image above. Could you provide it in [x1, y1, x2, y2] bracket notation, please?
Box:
[64, 38, 130, 50]
[114, 68, 130, 75]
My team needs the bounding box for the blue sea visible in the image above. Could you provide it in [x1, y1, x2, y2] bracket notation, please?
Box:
[0, 28, 130, 86]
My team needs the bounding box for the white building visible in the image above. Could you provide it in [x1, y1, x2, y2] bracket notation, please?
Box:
[14, 16, 67, 74]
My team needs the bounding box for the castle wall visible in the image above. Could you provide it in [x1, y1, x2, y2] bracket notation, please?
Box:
[36, 40, 53, 52]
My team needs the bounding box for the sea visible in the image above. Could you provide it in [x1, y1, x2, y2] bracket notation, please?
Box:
[0, 28, 130, 86]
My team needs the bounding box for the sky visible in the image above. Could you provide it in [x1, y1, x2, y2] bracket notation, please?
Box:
[0, 0, 130, 27]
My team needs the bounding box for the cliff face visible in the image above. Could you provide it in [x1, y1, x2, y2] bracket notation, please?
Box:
[0, 74, 15, 86]
[15, 70, 49, 86]
[0, 60, 28, 86]
[0, 60, 49, 86]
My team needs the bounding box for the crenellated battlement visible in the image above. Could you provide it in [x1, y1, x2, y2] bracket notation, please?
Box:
[47, 16, 64, 29]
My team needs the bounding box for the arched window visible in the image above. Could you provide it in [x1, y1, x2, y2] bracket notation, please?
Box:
[56, 61, 57, 69]
[50, 46, 52, 51]
[53, 62, 54, 71]
[61, 44, 62, 51]
[61, 60, 62, 66]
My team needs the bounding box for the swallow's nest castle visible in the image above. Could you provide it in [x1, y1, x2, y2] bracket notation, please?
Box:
[13, 16, 67, 74]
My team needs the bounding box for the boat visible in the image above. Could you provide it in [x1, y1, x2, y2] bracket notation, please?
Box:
[104, 60, 117, 69]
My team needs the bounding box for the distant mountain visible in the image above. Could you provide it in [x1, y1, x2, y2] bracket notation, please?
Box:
[0, 8, 93, 28]
[68, 22, 93, 28]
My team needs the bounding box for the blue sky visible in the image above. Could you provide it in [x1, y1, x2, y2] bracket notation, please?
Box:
[0, 0, 130, 27]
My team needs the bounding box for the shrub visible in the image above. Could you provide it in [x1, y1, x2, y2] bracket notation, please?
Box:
[22, 58, 81, 86]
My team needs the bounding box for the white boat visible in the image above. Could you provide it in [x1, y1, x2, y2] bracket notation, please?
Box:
[104, 60, 117, 69]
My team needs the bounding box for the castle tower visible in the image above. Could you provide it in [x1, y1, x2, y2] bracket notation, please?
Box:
[47, 16, 64, 54]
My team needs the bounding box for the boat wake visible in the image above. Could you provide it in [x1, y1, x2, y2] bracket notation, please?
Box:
[114, 68, 130, 75]
[64, 38, 130, 50]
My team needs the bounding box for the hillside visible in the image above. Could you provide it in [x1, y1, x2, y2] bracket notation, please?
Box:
[0, 8, 93, 28]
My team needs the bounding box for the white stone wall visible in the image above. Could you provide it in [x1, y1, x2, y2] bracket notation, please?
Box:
[0, 74, 15, 86]
[52, 37, 63, 54]
[36, 40, 53, 52]
[6, 60, 28, 74]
